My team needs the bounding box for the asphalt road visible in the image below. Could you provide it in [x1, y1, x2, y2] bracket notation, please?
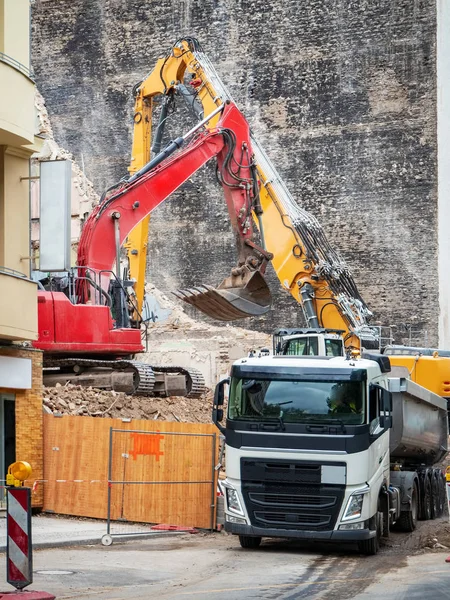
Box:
[2, 534, 450, 599]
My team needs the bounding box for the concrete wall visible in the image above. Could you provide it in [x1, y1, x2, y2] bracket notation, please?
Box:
[31, 1, 438, 345]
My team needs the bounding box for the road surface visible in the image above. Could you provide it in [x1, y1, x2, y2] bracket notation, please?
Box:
[1, 532, 450, 599]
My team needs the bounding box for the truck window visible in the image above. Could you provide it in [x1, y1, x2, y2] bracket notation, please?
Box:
[228, 377, 365, 425]
[325, 339, 343, 357]
[284, 337, 318, 356]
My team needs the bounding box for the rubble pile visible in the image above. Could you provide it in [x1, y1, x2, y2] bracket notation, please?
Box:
[43, 384, 214, 424]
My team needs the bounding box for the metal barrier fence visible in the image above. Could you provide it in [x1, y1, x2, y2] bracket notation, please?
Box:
[102, 427, 217, 545]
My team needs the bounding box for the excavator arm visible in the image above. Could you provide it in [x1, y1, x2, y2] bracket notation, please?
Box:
[127, 39, 375, 349]
[77, 101, 272, 321]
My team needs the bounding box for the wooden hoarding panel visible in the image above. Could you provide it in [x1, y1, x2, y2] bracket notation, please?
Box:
[43, 415, 219, 529]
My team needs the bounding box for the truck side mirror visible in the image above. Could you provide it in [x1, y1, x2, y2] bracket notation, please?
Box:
[212, 377, 229, 433]
[379, 389, 393, 429]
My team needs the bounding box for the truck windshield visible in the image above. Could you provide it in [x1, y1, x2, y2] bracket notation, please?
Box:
[228, 378, 365, 425]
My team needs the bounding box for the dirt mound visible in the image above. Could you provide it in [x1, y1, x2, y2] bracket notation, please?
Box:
[43, 383, 214, 423]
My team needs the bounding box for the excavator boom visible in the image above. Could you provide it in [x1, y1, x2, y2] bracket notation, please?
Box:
[129, 38, 375, 348]
[77, 102, 271, 320]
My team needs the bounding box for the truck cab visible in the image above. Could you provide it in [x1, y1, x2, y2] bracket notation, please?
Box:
[214, 354, 392, 554]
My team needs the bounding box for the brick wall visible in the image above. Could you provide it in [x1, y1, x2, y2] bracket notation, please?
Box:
[31, 0, 438, 345]
[0, 346, 43, 508]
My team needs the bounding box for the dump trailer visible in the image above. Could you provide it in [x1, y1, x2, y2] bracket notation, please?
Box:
[213, 353, 448, 555]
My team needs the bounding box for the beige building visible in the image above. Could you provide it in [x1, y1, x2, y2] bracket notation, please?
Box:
[0, 0, 43, 504]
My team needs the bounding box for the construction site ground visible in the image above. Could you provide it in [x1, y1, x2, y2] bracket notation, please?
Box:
[43, 384, 214, 423]
[3, 517, 450, 599]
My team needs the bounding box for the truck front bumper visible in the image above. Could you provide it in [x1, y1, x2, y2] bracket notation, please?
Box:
[225, 522, 376, 541]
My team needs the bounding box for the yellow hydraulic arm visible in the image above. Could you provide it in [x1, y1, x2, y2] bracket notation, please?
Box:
[124, 39, 224, 319]
[124, 39, 373, 347]
[125, 38, 374, 349]
[123, 38, 450, 404]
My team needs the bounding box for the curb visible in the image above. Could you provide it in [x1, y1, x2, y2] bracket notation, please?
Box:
[0, 530, 185, 552]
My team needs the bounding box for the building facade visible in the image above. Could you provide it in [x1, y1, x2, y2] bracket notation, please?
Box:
[0, 0, 43, 506]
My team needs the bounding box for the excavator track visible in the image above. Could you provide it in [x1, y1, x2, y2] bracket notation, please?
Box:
[151, 366, 206, 398]
[43, 359, 205, 398]
[43, 358, 156, 396]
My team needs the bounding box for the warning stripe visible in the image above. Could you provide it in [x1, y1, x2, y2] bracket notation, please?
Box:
[8, 493, 28, 534]
[8, 557, 27, 582]
[8, 514, 28, 557]
[9, 488, 28, 512]
[7, 538, 28, 581]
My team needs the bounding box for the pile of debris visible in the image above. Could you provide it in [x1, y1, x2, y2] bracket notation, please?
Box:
[43, 383, 214, 424]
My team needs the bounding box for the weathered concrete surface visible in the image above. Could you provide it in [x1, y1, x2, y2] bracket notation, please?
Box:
[31, 1, 438, 343]
[4, 533, 450, 599]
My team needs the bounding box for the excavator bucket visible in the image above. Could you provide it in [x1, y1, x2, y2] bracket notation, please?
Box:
[174, 270, 272, 321]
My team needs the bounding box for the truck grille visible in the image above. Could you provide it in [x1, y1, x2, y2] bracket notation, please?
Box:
[241, 459, 345, 531]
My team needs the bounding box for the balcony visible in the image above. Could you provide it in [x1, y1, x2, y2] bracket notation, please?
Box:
[0, 268, 37, 341]
[0, 57, 35, 147]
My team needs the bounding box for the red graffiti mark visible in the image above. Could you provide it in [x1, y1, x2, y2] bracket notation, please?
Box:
[129, 432, 164, 461]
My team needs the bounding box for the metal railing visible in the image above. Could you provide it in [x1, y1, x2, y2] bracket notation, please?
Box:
[42, 267, 149, 349]
[0, 52, 34, 80]
[102, 427, 217, 545]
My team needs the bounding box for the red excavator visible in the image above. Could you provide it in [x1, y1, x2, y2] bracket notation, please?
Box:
[34, 101, 272, 396]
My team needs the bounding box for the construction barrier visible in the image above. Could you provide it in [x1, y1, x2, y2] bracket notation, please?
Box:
[42, 415, 220, 534]
[7, 487, 32, 589]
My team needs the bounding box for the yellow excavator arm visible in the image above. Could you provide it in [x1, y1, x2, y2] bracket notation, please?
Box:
[125, 38, 374, 349]
[125, 40, 224, 318]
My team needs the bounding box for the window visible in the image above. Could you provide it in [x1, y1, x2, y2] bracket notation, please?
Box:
[228, 377, 365, 425]
[284, 337, 319, 356]
[325, 339, 344, 357]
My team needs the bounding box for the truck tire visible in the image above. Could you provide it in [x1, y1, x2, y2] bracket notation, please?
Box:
[431, 473, 439, 519]
[239, 535, 262, 549]
[358, 511, 381, 555]
[439, 472, 447, 518]
[398, 481, 418, 532]
[433, 470, 445, 518]
[420, 477, 432, 521]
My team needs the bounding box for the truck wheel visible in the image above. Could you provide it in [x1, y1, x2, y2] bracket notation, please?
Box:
[431, 474, 439, 519]
[239, 535, 261, 549]
[439, 472, 447, 517]
[434, 471, 445, 518]
[358, 511, 381, 555]
[420, 477, 432, 521]
[398, 482, 418, 532]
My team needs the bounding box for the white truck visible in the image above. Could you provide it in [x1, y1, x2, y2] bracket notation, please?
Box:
[213, 352, 448, 554]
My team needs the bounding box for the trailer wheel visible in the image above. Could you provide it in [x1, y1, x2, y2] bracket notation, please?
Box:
[420, 477, 432, 521]
[431, 473, 440, 519]
[439, 472, 447, 518]
[398, 481, 418, 532]
[238, 535, 261, 549]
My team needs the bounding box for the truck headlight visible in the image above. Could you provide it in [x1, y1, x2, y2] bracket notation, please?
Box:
[226, 487, 244, 515]
[339, 522, 365, 530]
[226, 514, 247, 524]
[342, 494, 364, 521]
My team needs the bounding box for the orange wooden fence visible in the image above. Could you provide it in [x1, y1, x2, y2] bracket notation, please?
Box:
[43, 414, 219, 529]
